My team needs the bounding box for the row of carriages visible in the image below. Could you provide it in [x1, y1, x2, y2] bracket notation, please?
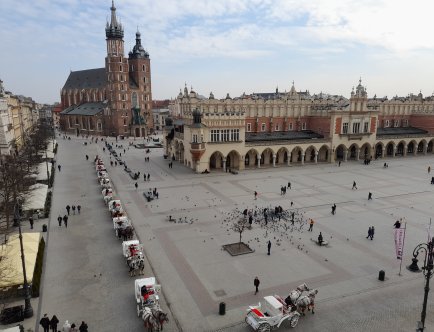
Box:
[95, 157, 165, 324]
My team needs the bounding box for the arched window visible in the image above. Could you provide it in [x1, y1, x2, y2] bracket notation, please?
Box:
[119, 65, 122, 71]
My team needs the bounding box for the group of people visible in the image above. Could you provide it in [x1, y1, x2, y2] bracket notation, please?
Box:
[65, 204, 81, 215]
[57, 204, 82, 228]
[39, 313, 88, 332]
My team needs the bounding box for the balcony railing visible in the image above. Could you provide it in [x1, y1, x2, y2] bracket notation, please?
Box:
[190, 142, 205, 150]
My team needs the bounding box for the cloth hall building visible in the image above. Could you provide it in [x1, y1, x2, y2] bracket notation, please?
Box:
[165, 81, 434, 173]
[59, 1, 153, 137]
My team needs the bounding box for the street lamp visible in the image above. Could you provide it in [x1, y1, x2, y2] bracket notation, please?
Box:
[408, 237, 434, 331]
[13, 201, 34, 318]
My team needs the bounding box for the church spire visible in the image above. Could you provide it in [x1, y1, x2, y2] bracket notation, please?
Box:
[106, 0, 123, 39]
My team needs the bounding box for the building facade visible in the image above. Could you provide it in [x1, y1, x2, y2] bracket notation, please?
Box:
[59, 1, 153, 137]
[165, 80, 434, 173]
[152, 100, 170, 133]
[0, 79, 38, 155]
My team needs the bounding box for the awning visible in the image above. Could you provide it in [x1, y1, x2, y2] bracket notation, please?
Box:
[22, 184, 48, 211]
[0, 233, 41, 288]
[31, 162, 52, 181]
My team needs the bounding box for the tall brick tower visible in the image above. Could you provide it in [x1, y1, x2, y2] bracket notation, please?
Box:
[129, 30, 153, 136]
[105, 0, 130, 136]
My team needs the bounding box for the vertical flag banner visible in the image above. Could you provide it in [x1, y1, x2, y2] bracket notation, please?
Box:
[395, 228, 405, 260]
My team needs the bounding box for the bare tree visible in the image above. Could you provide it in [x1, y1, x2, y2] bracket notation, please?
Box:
[232, 217, 250, 248]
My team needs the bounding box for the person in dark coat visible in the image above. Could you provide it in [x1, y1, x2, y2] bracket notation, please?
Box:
[394, 219, 401, 228]
[29, 216, 34, 229]
[40, 314, 50, 332]
[254, 277, 260, 295]
[79, 321, 88, 332]
[63, 215, 68, 228]
[370, 226, 375, 240]
[57, 215, 62, 227]
[135, 182, 138, 190]
[77, 205, 81, 214]
[66, 205, 71, 215]
[368, 192, 372, 200]
[57, 164, 61, 172]
[366, 227, 372, 239]
[267, 240, 271, 255]
[50, 315, 59, 332]
[318, 232, 324, 246]
[72, 205, 76, 215]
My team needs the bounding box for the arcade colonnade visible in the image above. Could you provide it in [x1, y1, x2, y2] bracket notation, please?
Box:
[171, 137, 434, 172]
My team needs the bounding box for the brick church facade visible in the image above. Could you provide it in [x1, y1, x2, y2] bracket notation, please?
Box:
[59, 1, 153, 137]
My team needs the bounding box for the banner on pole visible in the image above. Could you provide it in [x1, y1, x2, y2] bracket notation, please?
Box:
[394, 228, 405, 260]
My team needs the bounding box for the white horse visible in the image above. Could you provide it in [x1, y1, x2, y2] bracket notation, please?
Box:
[285, 283, 310, 306]
[142, 307, 168, 332]
[296, 289, 318, 315]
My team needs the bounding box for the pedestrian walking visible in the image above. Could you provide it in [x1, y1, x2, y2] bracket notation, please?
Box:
[77, 205, 81, 214]
[135, 182, 138, 190]
[50, 315, 59, 332]
[368, 192, 372, 200]
[352, 181, 357, 190]
[370, 226, 375, 240]
[57, 215, 62, 227]
[254, 276, 260, 294]
[40, 314, 50, 332]
[318, 232, 324, 246]
[66, 205, 71, 215]
[338, 161, 341, 167]
[267, 240, 271, 255]
[110, 161, 113, 166]
[58, 164, 61, 172]
[115, 161, 117, 166]
[63, 215, 68, 228]
[287, 182, 291, 189]
[331, 204, 336, 215]
[70, 323, 78, 332]
[29, 216, 34, 229]
[72, 205, 76, 215]
[429, 166, 431, 174]
[79, 321, 88, 332]
[366, 227, 372, 239]
[254, 191, 258, 200]
[85, 155, 89, 161]
[308, 219, 314, 231]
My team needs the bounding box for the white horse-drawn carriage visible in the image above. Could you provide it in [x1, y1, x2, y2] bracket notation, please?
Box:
[102, 188, 113, 204]
[113, 216, 134, 240]
[135, 277, 169, 331]
[245, 284, 317, 331]
[109, 199, 124, 217]
[135, 277, 161, 316]
[122, 240, 145, 276]
[100, 177, 111, 188]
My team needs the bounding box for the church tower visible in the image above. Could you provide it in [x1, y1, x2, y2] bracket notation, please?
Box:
[105, 0, 130, 135]
[129, 30, 153, 136]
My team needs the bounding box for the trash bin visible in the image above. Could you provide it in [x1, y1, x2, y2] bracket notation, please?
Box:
[378, 270, 385, 281]
[219, 302, 226, 315]
[42, 224, 47, 232]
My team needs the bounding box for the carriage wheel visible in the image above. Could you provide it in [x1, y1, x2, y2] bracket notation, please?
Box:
[257, 323, 271, 332]
[137, 304, 141, 317]
[289, 315, 299, 328]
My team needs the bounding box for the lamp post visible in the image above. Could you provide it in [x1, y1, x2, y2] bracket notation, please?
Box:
[408, 237, 434, 331]
[13, 201, 33, 318]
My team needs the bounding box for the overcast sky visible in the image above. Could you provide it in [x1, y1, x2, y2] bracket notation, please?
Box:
[1, 0, 434, 104]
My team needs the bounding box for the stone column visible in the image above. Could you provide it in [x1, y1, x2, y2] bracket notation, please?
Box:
[413, 146, 417, 156]
[223, 158, 226, 172]
[287, 153, 291, 166]
[393, 146, 397, 158]
[272, 154, 276, 167]
[403, 144, 407, 156]
[301, 152, 305, 165]
[381, 147, 385, 158]
[257, 155, 261, 168]
[239, 156, 245, 170]
[314, 151, 318, 164]
[356, 148, 360, 161]
[424, 144, 428, 155]
[344, 149, 348, 162]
